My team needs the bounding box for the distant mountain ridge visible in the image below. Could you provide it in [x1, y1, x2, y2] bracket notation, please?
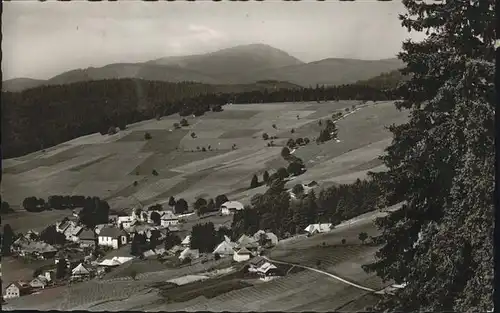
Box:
[3, 43, 404, 92]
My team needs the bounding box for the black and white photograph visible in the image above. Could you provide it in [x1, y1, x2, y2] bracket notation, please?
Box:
[1, 0, 494, 311]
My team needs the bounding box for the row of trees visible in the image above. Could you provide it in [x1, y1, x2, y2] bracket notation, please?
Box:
[231, 176, 384, 241]
[190, 222, 232, 253]
[2, 78, 400, 158]
[22, 195, 87, 212]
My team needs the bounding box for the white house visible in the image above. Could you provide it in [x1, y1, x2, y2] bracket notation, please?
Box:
[220, 201, 244, 215]
[160, 211, 179, 227]
[256, 262, 283, 281]
[117, 216, 134, 229]
[304, 223, 332, 235]
[179, 248, 199, 261]
[213, 241, 235, 256]
[29, 276, 48, 289]
[233, 247, 252, 262]
[98, 227, 128, 249]
[3, 282, 30, 299]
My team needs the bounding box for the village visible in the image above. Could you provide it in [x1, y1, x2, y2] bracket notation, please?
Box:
[2, 184, 333, 302]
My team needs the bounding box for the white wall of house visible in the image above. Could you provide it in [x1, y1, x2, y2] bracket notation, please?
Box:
[233, 253, 251, 262]
[4, 285, 20, 299]
[98, 236, 119, 249]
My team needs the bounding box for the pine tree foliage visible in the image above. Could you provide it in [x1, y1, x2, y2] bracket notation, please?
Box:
[363, 1, 495, 311]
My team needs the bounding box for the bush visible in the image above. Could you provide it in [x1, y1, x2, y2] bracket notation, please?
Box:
[272, 124, 277, 129]
[290, 128, 295, 134]
[262, 133, 269, 140]
[133, 181, 138, 187]
[281, 147, 290, 158]
[316, 260, 321, 267]
[341, 239, 346, 245]
[214, 253, 221, 260]
[191, 132, 196, 138]
[152, 169, 159, 176]
[144, 132, 152, 140]
[180, 118, 189, 127]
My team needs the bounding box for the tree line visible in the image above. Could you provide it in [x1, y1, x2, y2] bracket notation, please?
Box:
[231, 174, 385, 240]
[2, 78, 400, 158]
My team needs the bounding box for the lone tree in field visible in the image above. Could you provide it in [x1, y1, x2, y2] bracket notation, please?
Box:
[272, 124, 277, 129]
[250, 174, 259, 189]
[290, 128, 295, 134]
[262, 133, 269, 140]
[2, 224, 15, 256]
[173, 123, 181, 129]
[133, 181, 138, 187]
[215, 194, 229, 209]
[150, 211, 161, 226]
[341, 239, 346, 245]
[180, 118, 189, 127]
[263, 170, 270, 183]
[174, 198, 188, 214]
[281, 147, 290, 158]
[358, 232, 368, 244]
[56, 258, 68, 279]
[304, 137, 310, 145]
[287, 162, 304, 177]
[292, 184, 304, 197]
[362, 1, 494, 312]
[191, 132, 196, 138]
[152, 169, 159, 176]
[168, 196, 176, 207]
[277, 167, 289, 180]
[144, 132, 152, 140]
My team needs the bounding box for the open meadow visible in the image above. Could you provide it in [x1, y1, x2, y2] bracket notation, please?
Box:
[2, 100, 408, 235]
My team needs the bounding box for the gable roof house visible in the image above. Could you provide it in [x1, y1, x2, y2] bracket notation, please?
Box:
[19, 242, 58, 259]
[3, 282, 31, 299]
[304, 223, 332, 235]
[248, 256, 267, 271]
[233, 247, 252, 262]
[78, 229, 97, 248]
[71, 263, 91, 280]
[29, 276, 49, 289]
[220, 201, 244, 215]
[179, 248, 200, 261]
[256, 262, 283, 281]
[117, 216, 134, 229]
[160, 211, 179, 227]
[56, 218, 71, 234]
[213, 241, 235, 256]
[237, 234, 259, 250]
[98, 227, 128, 249]
[63, 223, 84, 242]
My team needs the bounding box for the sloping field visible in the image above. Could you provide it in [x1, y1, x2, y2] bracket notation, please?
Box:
[3, 100, 407, 234]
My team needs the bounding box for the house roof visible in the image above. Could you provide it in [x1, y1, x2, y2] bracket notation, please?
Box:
[31, 276, 48, 284]
[304, 223, 332, 233]
[78, 229, 96, 240]
[237, 234, 258, 248]
[221, 201, 244, 210]
[22, 241, 57, 254]
[257, 262, 277, 273]
[236, 247, 252, 255]
[99, 227, 126, 238]
[249, 256, 266, 266]
[161, 211, 178, 220]
[72, 263, 90, 275]
[213, 241, 235, 254]
[179, 248, 199, 259]
[181, 235, 191, 245]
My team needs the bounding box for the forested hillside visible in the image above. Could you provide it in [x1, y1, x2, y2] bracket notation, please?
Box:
[2, 78, 398, 159]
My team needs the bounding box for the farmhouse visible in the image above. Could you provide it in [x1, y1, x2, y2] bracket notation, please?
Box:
[62, 222, 84, 242]
[248, 256, 267, 272]
[29, 276, 48, 289]
[18, 242, 57, 259]
[253, 230, 279, 247]
[213, 241, 235, 256]
[98, 227, 128, 249]
[56, 218, 71, 233]
[304, 223, 332, 235]
[71, 263, 91, 280]
[78, 229, 97, 248]
[160, 211, 179, 227]
[233, 247, 252, 262]
[220, 201, 244, 215]
[117, 216, 134, 229]
[256, 262, 283, 281]
[3, 282, 31, 299]
[237, 234, 259, 250]
[179, 248, 200, 261]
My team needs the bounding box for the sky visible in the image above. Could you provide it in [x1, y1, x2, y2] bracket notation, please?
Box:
[2, 0, 426, 81]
